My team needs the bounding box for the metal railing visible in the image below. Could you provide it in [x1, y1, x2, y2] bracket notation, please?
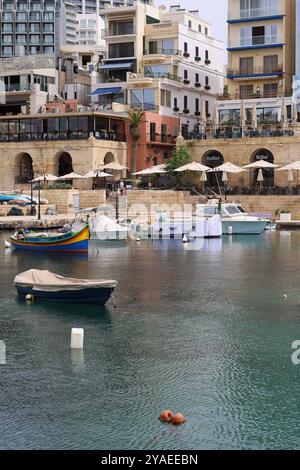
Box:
[185, 127, 295, 141]
[143, 48, 182, 56]
[143, 72, 182, 83]
[227, 65, 283, 76]
[217, 90, 292, 100]
[228, 7, 283, 21]
[0, 131, 126, 143]
[147, 133, 176, 144]
[228, 35, 283, 48]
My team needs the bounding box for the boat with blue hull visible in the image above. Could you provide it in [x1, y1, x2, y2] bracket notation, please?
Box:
[14, 270, 118, 305]
[10, 224, 90, 253]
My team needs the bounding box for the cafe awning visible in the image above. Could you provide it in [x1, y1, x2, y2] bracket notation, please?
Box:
[91, 87, 123, 96]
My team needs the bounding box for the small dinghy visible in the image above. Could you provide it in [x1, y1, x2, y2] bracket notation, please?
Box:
[14, 269, 118, 305]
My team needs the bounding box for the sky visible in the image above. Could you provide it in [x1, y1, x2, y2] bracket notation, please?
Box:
[158, 0, 228, 45]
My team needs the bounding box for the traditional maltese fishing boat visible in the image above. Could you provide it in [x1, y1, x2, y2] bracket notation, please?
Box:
[14, 269, 118, 304]
[10, 224, 90, 253]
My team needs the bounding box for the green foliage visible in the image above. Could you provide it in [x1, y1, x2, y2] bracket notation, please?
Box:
[165, 146, 193, 172]
[128, 109, 145, 129]
[48, 182, 72, 190]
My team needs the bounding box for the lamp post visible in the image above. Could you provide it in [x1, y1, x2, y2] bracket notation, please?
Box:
[37, 180, 41, 220]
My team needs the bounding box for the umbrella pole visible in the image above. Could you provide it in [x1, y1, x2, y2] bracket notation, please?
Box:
[215, 172, 222, 198]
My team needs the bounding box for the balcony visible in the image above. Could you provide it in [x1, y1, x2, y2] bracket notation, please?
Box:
[228, 8, 284, 23]
[147, 133, 176, 145]
[228, 35, 284, 50]
[129, 72, 182, 84]
[143, 48, 182, 57]
[227, 65, 284, 79]
[102, 25, 135, 37]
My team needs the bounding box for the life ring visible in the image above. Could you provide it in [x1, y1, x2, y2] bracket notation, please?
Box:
[159, 410, 174, 423]
[171, 413, 187, 426]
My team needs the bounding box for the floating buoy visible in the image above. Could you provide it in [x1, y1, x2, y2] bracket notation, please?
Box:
[4, 240, 11, 249]
[25, 294, 34, 301]
[136, 236, 141, 242]
[71, 328, 84, 350]
[283, 294, 288, 299]
[228, 226, 233, 236]
[159, 410, 174, 423]
[171, 413, 187, 426]
[182, 235, 189, 243]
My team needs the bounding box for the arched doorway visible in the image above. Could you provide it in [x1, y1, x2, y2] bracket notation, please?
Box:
[104, 152, 115, 165]
[55, 152, 73, 177]
[250, 149, 275, 188]
[15, 153, 33, 184]
[202, 150, 224, 190]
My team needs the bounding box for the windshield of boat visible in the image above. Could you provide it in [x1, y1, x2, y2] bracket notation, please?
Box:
[225, 205, 242, 215]
[203, 207, 218, 216]
[236, 205, 247, 214]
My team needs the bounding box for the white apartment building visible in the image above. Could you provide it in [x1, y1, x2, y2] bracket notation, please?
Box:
[77, 13, 104, 47]
[91, 1, 224, 136]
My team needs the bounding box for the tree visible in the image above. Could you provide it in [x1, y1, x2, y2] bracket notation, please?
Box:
[128, 109, 145, 174]
[165, 145, 193, 172]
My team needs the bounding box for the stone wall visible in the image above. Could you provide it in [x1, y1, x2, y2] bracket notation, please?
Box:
[79, 190, 106, 209]
[226, 195, 300, 219]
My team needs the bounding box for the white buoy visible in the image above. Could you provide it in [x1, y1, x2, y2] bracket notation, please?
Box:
[182, 234, 189, 243]
[228, 226, 233, 236]
[71, 328, 84, 350]
[283, 294, 288, 299]
[135, 236, 141, 242]
[4, 240, 11, 249]
[26, 294, 34, 301]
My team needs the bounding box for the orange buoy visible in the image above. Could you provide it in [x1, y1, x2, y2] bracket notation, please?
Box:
[171, 413, 187, 426]
[159, 410, 174, 423]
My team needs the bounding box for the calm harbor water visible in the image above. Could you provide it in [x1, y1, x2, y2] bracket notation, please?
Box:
[1, 231, 300, 450]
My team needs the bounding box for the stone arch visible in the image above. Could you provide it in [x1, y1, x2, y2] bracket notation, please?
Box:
[15, 152, 33, 184]
[250, 148, 275, 188]
[104, 152, 115, 165]
[54, 151, 73, 177]
[202, 149, 224, 189]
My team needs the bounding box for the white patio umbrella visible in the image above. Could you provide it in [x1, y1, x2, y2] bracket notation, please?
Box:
[209, 162, 246, 174]
[200, 171, 207, 182]
[132, 164, 167, 176]
[243, 160, 278, 169]
[58, 172, 85, 180]
[278, 161, 300, 171]
[257, 169, 264, 182]
[175, 162, 210, 173]
[31, 173, 59, 182]
[288, 169, 294, 183]
[84, 170, 113, 178]
[100, 162, 128, 171]
[222, 171, 228, 183]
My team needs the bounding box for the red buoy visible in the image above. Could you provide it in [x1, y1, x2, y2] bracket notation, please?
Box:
[171, 413, 187, 426]
[159, 410, 174, 423]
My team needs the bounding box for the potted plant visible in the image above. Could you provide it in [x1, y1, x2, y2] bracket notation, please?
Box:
[195, 56, 201, 62]
[195, 82, 201, 88]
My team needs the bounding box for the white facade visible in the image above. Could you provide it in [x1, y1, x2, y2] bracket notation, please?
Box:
[77, 13, 104, 47]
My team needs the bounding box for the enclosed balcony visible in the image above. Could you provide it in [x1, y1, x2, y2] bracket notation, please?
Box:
[228, 7, 284, 23]
[228, 34, 284, 50]
[102, 24, 135, 37]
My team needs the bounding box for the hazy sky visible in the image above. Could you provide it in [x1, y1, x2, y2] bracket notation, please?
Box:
[158, 0, 228, 44]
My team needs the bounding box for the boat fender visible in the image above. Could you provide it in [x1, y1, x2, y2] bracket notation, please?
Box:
[182, 235, 189, 243]
[159, 410, 174, 423]
[283, 294, 288, 299]
[171, 413, 187, 426]
[228, 226, 233, 236]
[26, 294, 34, 302]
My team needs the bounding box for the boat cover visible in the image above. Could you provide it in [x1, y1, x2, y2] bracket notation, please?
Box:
[14, 269, 118, 292]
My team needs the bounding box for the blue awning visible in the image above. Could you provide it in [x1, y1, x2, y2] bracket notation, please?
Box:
[98, 62, 134, 70]
[91, 87, 123, 96]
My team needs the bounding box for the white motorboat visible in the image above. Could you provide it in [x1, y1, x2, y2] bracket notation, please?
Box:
[150, 211, 222, 239]
[195, 200, 270, 235]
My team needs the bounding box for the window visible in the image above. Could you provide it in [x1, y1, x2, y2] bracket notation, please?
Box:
[162, 39, 174, 54]
[264, 55, 278, 73]
[240, 57, 253, 74]
[109, 42, 134, 58]
[195, 46, 199, 57]
[163, 151, 169, 160]
[263, 83, 278, 98]
[219, 109, 240, 125]
[198, 24, 202, 33]
[161, 124, 167, 142]
[2, 46, 13, 56]
[195, 98, 199, 113]
[240, 84, 253, 99]
[205, 50, 209, 60]
[130, 88, 156, 110]
[205, 100, 209, 115]
[2, 35, 13, 44]
[195, 73, 199, 83]
[148, 41, 158, 54]
[16, 12, 26, 21]
[184, 70, 188, 80]
[256, 106, 278, 123]
[205, 76, 209, 86]
[174, 97, 178, 107]
[184, 96, 188, 109]
[44, 46, 54, 53]
[150, 122, 156, 141]
[184, 42, 188, 53]
[3, 12, 13, 21]
[160, 89, 171, 107]
[205, 27, 208, 35]
[188, 20, 192, 28]
[144, 65, 168, 78]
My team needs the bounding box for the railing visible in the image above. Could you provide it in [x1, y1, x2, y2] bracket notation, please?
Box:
[147, 133, 176, 144]
[227, 65, 283, 76]
[131, 103, 158, 112]
[228, 7, 283, 21]
[143, 48, 182, 56]
[217, 90, 292, 100]
[144, 72, 182, 83]
[185, 127, 295, 141]
[228, 35, 283, 48]
[102, 25, 136, 37]
[0, 131, 126, 143]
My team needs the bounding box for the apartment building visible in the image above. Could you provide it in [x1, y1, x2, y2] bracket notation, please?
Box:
[0, 0, 78, 58]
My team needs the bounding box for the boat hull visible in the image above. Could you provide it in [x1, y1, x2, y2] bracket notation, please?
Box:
[10, 225, 89, 253]
[16, 285, 115, 304]
[222, 220, 268, 235]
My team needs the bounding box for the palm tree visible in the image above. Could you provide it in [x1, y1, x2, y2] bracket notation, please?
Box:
[128, 109, 145, 174]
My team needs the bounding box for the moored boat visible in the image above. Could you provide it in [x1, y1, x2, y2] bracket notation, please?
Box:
[14, 269, 118, 304]
[10, 224, 90, 253]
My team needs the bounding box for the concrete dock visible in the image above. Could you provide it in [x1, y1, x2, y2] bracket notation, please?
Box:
[0, 214, 75, 230]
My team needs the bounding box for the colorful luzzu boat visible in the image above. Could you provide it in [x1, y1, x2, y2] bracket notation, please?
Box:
[10, 224, 90, 253]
